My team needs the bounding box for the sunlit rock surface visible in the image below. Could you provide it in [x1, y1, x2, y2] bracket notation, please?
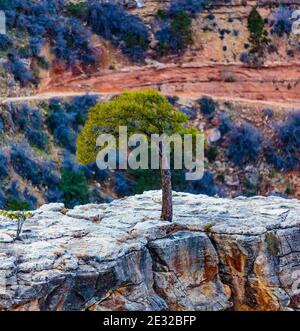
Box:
[0, 191, 300, 311]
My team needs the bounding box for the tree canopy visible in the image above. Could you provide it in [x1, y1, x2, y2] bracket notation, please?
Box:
[77, 89, 197, 165]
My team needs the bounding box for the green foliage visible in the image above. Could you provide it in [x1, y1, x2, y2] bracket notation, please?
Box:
[36, 57, 51, 70]
[217, 173, 225, 183]
[247, 7, 267, 53]
[242, 177, 257, 197]
[156, 9, 168, 21]
[0, 0, 9, 10]
[285, 183, 295, 195]
[6, 198, 30, 211]
[248, 7, 264, 40]
[207, 146, 218, 163]
[59, 169, 89, 208]
[132, 169, 161, 194]
[65, 1, 88, 20]
[77, 89, 196, 165]
[131, 168, 187, 194]
[171, 11, 193, 45]
[156, 10, 193, 55]
[199, 96, 217, 117]
[0, 209, 33, 240]
[266, 232, 280, 257]
[203, 223, 213, 233]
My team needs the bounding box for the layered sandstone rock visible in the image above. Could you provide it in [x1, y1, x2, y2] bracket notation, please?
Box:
[0, 191, 300, 311]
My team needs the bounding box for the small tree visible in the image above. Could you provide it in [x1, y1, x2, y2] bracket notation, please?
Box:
[0, 210, 33, 240]
[77, 89, 198, 222]
[247, 7, 267, 54]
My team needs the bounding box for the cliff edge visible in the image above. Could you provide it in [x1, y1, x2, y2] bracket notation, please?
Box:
[0, 191, 300, 311]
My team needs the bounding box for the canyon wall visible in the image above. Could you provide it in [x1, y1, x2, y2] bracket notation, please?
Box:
[0, 191, 300, 311]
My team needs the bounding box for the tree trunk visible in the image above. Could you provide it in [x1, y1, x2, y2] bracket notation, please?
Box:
[160, 168, 173, 222]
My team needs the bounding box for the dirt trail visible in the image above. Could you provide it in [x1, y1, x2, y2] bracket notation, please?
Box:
[1, 63, 300, 110]
[38, 62, 300, 106]
[1, 91, 299, 111]
[0, 92, 103, 104]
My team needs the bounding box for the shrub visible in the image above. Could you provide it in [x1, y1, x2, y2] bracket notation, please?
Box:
[52, 17, 96, 66]
[87, 2, 149, 62]
[169, 0, 206, 17]
[207, 146, 218, 162]
[42, 161, 61, 189]
[7, 55, 37, 87]
[25, 127, 48, 150]
[179, 106, 196, 119]
[0, 150, 9, 180]
[242, 177, 258, 197]
[49, 97, 63, 113]
[62, 150, 81, 173]
[54, 125, 77, 153]
[2, 0, 96, 71]
[45, 187, 64, 203]
[5, 181, 31, 211]
[219, 113, 232, 136]
[155, 10, 193, 55]
[171, 10, 193, 47]
[62, 150, 108, 185]
[272, 6, 293, 36]
[46, 95, 98, 152]
[167, 95, 179, 105]
[265, 232, 279, 256]
[59, 168, 89, 208]
[23, 188, 37, 209]
[227, 123, 262, 166]
[154, 0, 208, 55]
[0, 0, 9, 10]
[46, 99, 67, 131]
[275, 112, 300, 171]
[5, 198, 30, 211]
[11, 145, 41, 185]
[0, 34, 12, 51]
[132, 169, 161, 194]
[172, 169, 188, 192]
[199, 96, 217, 116]
[240, 51, 251, 64]
[285, 183, 295, 195]
[65, 1, 88, 20]
[114, 171, 135, 197]
[0, 118, 4, 133]
[247, 7, 267, 54]
[29, 37, 44, 57]
[6, 180, 21, 200]
[83, 163, 109, 181]
[10, 143, 59, 188]
[0, 190, 5, 209]
[188, 171, 217, 196]
[8, 103, 47, 149]
[89, 188, 109, 204]
[65, 94, 98, 125]
[264, 144, 284, 170]
[263, 108, 274, 117]
[10, 103, 43, 130]
[46, 99, 77, 152]
[156, 9, 169, 21]
[248, 7, 264, 42]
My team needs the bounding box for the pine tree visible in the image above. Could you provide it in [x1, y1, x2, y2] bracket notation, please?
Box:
[76, 89, 199, 222]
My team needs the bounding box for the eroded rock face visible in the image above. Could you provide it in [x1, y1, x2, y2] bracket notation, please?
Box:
[148, 232, 230, 311]
[0, 191, 300, 311]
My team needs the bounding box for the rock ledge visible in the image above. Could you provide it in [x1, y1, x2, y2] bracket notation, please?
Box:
[0, 191, 300, 311]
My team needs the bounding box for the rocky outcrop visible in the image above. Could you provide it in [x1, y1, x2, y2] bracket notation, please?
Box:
[0, 191, 300, 311]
